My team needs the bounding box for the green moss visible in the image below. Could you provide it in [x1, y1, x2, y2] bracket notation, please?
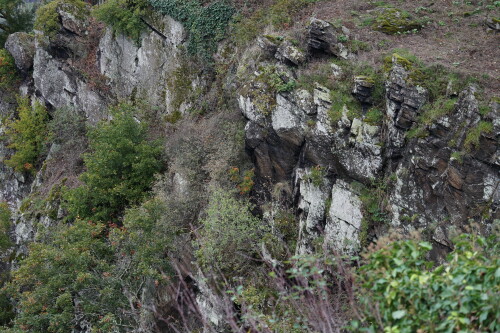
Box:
[372, 8, 423, 34]
[464, 121, 493, 151]
[34, 0, 89, 38]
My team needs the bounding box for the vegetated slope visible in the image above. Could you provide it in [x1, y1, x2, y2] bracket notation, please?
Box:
[0, 0, 498, 331]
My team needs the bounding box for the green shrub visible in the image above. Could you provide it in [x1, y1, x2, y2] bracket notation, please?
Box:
[0, 49, 19, 91]
[148, 0, 234, 61]
[195, 189, 268, 277]
[63, 103, 164, 223]
[34, 0, 88, 38]
[4, 220, 128, 332]
[3, 96, 49, 173]
[351, 232, 500, 332]
[93, 0, 148, 43]
[0, 203, 11, 252]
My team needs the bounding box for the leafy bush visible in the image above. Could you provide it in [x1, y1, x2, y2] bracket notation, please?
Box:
[195, 190, 268, 277]
[34, 0, 88, 38]
[351, 232, 500, 332]
[3, 96, 49, 173]
[63, 103, 164, 223]
[93, 0, 149, 43]
[0, 49, 19, 91]
[148, 0, 234, 61]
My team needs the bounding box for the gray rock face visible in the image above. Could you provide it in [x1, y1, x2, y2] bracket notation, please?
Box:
[5, 32, 36, 73]
[238, 41, 498, 253]
[99, 15, 186, 113]
[33, 43, 108, 122]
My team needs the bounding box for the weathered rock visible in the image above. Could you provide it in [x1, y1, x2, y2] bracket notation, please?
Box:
[486, 17, 500, 32]
[325, 180, 362, 254]
[257, 35, 280, 57]
[295, 168, 333, 254]
[275, 40, 306, 66]
[307, 18, 338, 54]
[99, 15, 186, 113]
[353, 75, 374, 105]
[33, 45, 107, 122]
[5, 32, 36, 73]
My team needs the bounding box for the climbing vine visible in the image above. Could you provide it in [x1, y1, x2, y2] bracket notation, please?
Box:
[148, 0, 234, 61]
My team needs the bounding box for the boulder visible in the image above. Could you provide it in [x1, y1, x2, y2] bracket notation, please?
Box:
[5, 32, 36, 73]
[307, 18, 338, 54]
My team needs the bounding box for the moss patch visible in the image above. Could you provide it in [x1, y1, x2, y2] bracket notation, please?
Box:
[372, 8, 423, 35]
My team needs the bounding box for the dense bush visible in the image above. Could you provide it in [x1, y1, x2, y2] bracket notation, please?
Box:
[148, 0, 234, 61]
[0, 0, 35, 47]
[34, 0, 88, 38]
[195, 189, 268, 277]
[64, 103, 164, 223]
[0, 49, 19, 91]
[3, 220, 129, 332]
[3, 96, 49, 173]
[93, 0, 149, 43]
[351, 232, 500, 332]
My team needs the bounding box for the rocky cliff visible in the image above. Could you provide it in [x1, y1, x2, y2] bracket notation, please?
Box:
[0, 0, 498, 331]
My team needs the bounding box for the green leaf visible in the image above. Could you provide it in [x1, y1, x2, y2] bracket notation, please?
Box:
[392, 310, 406, 319]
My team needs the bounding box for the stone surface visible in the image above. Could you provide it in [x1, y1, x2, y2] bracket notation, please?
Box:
[5, 32, 36, 73]
[325, 180, 362, 254]
[99, 15, 186, 114]
[275, 40, 306, 66]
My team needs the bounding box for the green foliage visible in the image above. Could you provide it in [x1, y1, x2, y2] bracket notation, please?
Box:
[63, 103, 164, 223]
[464, 120, 493, 152]
[257, 65, 296, 94]
[0, 203, 11, 252]
[0, 0, 35, 47]
[303, 165, 324, 187]
[195, 190, 268, 277]
[34, 0, 88, 39]
[0, 49, 19, 91]
[110, 198, 176, 280]
[327, 60, 385, 124]
[3, 96, 49, 173]
[364, 107, 383, 125]
[351, 233, 500, 332]
[3, 220, 128, 332]
[93, 0, 148, 43]
[148, 0, 234, 61]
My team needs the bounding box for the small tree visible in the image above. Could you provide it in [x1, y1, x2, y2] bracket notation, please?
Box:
[3, 96, 49, 173]
[64, 103, 164, 223]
